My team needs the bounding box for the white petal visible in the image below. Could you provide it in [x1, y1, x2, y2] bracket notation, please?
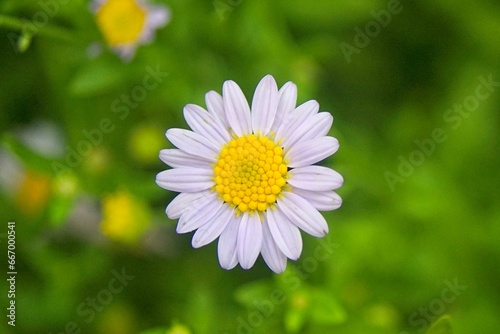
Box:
[218, 216, 240, 270]
[137, 4, 170, 46]
[192, 204, 234, 248]
[159, 149, 212, 169]
[261, 218, 287, 273]
[275, 100, 319, 144]
[176, 192, 222, 233]
[205, 90, 229, 128]
[146, 5, 170, 30]
[113, 45, 136, 62]
[272, 82, 297, 132]
[277, 192, 329, 237]
[294, 99, 319, 116]
[288, 166, 343, 191]
[156, 168, 213, 193]
[183, 104, 230, 146]
[282, 112, 333, 149]
[292, 189, 343, 211]
[166, 191, 210, 219]
[222, 80, 251, 136]
[266, 209, 303, 260]
[237, 213, 263, 269]
[251, 75, 279, 136]
[285, 136, 339, 168]
[312, 112, 334, 137]
[166, 129, 219, 162]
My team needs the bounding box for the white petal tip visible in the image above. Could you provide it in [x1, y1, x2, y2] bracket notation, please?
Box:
[272, 267, 286, 274]
[220, 264, 237, 270]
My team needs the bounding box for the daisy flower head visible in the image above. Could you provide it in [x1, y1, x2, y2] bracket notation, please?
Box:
[156, 75, 343, 273]
[92, 0, 170, 61]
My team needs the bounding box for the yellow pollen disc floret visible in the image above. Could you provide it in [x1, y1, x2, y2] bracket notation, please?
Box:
[214, 134, 288, 213]
[96, 0, 147, 46]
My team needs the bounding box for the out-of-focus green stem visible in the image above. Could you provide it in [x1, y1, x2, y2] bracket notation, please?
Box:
[0, 13, 73, 41]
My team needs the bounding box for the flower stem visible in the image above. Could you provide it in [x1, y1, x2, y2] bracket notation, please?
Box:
[0, 13, 73, 42]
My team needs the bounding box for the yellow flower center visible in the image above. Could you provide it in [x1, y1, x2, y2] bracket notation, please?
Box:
[214, 134, 288, 213]
[96, 0, 147, 46]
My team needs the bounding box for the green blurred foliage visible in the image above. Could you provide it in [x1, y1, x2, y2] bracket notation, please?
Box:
[0, 0, 499, 333]
[425, 316, 453, 334]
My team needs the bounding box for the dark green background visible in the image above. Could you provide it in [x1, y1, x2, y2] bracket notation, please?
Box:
[1, 0, 499, 333]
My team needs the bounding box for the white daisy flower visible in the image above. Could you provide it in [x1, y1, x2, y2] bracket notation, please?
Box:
[92, 0, 170, 61]
[156, 75, 343, 273]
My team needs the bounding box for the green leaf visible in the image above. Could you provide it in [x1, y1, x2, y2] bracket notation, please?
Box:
[68, 58, 128, 97]
[425, 315, 453, 334]
[284, 307, 307, 333]
[138, 328, 168, 334]
[284, 289, 310, 333]
[139, 322, 191, 334]
[275, 265, 304, 292]
[234, 280, 274, 308]
[48, 173, 79, 226]
[18, 31, 33, 53]
[48, 196, 74, 227]
[186, 287, 215, 334]
[309, 289, 347, 325]
[1, 134, 55, 174]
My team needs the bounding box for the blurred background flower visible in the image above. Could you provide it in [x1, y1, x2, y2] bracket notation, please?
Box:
[91, 0, 170, 60]
[101, 189, 151, 244]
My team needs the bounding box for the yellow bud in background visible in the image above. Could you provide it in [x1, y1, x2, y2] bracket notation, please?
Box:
[15, 170, 51, 217]
[100, 190, 151, 244]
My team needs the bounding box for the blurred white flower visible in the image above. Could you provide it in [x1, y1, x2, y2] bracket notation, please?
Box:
[92, 0, 170, 61]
